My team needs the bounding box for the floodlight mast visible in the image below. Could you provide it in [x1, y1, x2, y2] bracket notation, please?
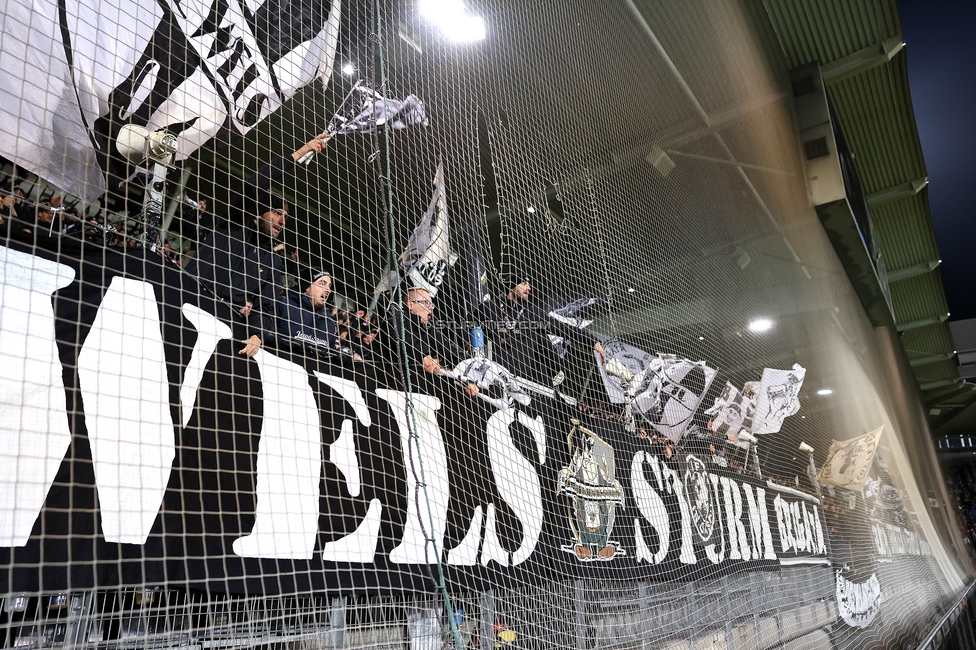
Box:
[116, 125, 179, 253]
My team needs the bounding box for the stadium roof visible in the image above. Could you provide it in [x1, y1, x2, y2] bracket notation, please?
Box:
[761, 0, 973, 434]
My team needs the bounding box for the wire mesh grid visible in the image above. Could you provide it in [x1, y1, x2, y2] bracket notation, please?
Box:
[0, 0, 973, 648]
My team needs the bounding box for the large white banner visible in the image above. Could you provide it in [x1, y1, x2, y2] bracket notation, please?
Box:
[0, 0, 340, 200]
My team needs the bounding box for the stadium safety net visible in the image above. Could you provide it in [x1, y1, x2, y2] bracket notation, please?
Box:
[0, 0, 973, 648]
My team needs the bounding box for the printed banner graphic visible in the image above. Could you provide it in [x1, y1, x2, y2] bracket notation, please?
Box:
[818, 426, 883, 489]
[751, 364, 806, 434]
[0, 242, 829, 595]
[599, 347, 716, 443]
[836, 571, 884, 628]
[705, 381, 760, 441]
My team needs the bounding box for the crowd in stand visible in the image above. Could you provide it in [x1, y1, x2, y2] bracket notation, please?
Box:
[945, 468, 976, 548]
[2, 137, 813, 489]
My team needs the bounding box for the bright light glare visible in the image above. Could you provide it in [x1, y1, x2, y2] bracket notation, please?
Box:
[527, 206, 536, 213]
[748, 318, 773, 333]
[419, 0, 486, 42]
[341, 62, 355, 75]
[817, 389, 833, 396]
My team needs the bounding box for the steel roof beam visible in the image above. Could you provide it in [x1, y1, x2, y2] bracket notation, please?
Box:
[867, 177, 929, 206]
[920, 379, 963, 392]
[896, 313, 950, 332]
[887, 259, 942, 282]
[910, 352, 957, 368]
[822, 36, 905, 85]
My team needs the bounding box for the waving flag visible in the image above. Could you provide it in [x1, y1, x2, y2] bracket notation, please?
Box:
[751, 364, 806, 434]
[549, 297, 601, 329]
[705, 381, 760, 440]
[818, 426, 883, 489]
[0, 0, 341, 201]
[373, 162, 456, 297]
[334, 83, 428, 134]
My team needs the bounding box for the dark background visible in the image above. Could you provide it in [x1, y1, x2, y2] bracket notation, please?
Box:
[899, 1, 976, 320]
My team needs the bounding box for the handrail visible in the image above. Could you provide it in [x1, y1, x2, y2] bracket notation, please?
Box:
[917, 578, 976, 650]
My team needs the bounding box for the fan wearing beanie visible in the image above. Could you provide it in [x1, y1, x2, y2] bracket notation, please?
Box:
[274, 269, 339, 357]
[186, 133, 329, 357]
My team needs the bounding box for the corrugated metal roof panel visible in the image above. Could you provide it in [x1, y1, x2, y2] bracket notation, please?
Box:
[902, 323, 957, 366]
[763, 0, 901, 67]
[889, 272, 950, 324]
[827, 57, 927, 192]
[872, 193, 940, 270]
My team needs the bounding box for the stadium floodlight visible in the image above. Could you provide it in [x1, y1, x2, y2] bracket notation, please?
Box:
[419, 0, 486, 42]
[798, 441, 814, 454]
[738, 431, 758, 444]
[748, 318, 773, 333]
[816, 388, 833, 396]
[341, 62, 355, 75]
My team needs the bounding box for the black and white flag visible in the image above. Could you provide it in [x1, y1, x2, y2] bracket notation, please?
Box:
[332, 82, 428, 135]
[599, 344, 716, 442]
[705, 380, 759, 441]
[751, 364, 805, 434]
[549, 297, 600, 329]
[0, 0, 341, 201]
[374, 162, 456, 297]
[646, 356, 716, 442]
[548, 297, 600, 358]
[596, 339, 658, 404]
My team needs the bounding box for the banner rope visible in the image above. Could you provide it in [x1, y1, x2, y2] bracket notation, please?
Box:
[372, 1, 464, 646]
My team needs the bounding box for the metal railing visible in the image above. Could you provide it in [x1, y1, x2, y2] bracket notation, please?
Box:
[917, 579, 976, 650]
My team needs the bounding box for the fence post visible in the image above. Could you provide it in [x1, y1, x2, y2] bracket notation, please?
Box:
[480, 590, 495, 649]
[575, 580, 587, 650]
[330, 596, 346, 648]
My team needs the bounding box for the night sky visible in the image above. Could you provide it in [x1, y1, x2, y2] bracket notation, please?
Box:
[898, 1, 976, 321]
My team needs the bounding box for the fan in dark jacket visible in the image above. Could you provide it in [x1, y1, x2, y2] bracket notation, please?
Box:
[275, 269, 338, 358]
[186, 133, 329, 357]
[479, 274, 606, 388]
[386, 286, 479, 398]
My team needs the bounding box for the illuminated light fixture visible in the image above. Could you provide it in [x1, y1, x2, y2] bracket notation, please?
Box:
[527, 206, 536, 213]
[698, 336, 704, 341]
[748, 318, 773, 333]
[341, 62, 355, 75]
[627, 287, 636, 293]
[801, 415, 806, 419]
[817, 389, 833, 396]
[419, 0, 486, 42]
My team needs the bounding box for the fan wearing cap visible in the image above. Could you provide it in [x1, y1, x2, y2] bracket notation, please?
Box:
[275, 269, 339, 356]
[481, 274, 605, 389]
[387, 286, 478, 398]
[187, 133, 328, 357]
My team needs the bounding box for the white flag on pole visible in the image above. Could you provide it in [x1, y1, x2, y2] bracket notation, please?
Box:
[751, 364, 806, 434]
[818, 426, 883, 489]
